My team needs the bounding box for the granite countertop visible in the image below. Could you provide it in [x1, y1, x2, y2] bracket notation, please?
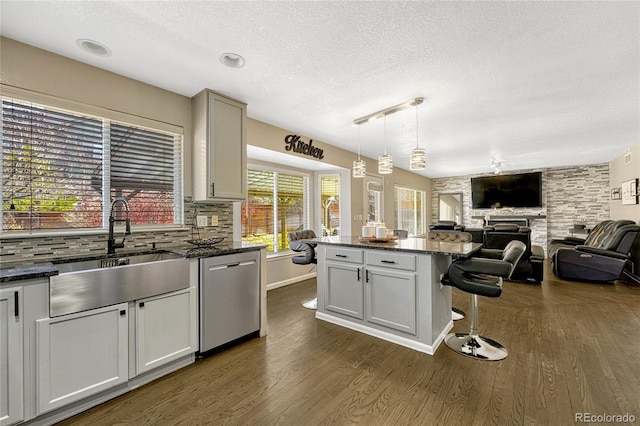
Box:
[310, 235, 482, 257]
[0, 241, 266, 283]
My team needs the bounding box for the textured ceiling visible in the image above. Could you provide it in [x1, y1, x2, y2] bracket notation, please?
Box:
[1, 1, 638, 178]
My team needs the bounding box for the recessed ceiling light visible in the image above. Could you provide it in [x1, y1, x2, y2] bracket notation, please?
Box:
[219, 52, 246, 69]
[76, 39, 112, 57]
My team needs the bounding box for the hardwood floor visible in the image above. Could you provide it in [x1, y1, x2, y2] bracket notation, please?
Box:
[58, 262, 640, 425]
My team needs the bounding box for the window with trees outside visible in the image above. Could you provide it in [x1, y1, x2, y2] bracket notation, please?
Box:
[241, 168, 309, 254]
[1, 98, 183, 233]
[395, 186, 426, 236]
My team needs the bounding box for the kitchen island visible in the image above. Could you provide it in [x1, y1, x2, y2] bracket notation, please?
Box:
[312, 236, 481, 355]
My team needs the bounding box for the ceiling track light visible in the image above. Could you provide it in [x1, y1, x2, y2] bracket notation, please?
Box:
[353, 97, 424, 126]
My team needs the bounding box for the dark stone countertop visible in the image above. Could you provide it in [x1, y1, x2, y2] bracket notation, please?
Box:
[0, 241, 266, 283]
[310, 236, 482, 257]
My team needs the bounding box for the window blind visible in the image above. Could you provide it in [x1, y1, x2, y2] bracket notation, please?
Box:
[1, 98, 183, 232]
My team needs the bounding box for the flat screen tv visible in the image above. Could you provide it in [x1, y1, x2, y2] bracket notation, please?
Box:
[471, 172, 542, 209]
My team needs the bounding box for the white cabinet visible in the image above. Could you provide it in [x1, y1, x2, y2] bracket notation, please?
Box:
[192, 89, 247, 201]
[0, 288, 23, 426]
[322, 248, 418, 335]
[36, 303, 129, 414]
[365, 267, 417, 335]
[325, 262, 364, 319]
[135, 287, 197, 375]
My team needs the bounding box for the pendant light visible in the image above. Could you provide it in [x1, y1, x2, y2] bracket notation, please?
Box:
[378, 115, 392, 174]
[352, 125, 366, 178]
[409, 101, 426, 170]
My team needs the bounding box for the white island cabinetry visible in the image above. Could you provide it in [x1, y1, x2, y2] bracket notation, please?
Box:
[315, 237, 480, 355]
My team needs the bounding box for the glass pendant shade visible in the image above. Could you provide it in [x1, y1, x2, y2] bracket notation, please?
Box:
[352, 159, 366, 178]
[410, 148, 426, 170]
[378, 153, 393, 174]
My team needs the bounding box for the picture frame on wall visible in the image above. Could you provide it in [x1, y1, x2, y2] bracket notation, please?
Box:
[611, 188, 622, 200]
[621, 178, 639, 205]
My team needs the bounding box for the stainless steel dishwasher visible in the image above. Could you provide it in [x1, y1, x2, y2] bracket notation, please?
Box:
[199, 250, 260, 353]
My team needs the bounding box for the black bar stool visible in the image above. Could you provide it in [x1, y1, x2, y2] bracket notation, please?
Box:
[441, 240, 526, 360]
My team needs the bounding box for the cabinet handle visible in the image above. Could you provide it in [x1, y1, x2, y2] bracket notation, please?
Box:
[120, 310, 127, 316]
[381, 260, 396, 264]
[365, 270, 370, 283]
[357, 268, 361, 281]
[139, 302, 145, 308]
[210, 182, 215, 197]
[14, 291, 19, 318]
[335, 254, 347, 258]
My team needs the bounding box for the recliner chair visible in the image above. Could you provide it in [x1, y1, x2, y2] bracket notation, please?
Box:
[482, 223, 544, 283]
[548, 219, 635, 258]
[288, 230, 318, 309]
[429, 220, 465, 231]
[552, 224, 640, 282]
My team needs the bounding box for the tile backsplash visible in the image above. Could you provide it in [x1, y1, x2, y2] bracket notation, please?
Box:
[0, 198, 234, 264]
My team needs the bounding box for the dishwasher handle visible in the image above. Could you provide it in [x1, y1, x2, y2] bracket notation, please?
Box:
[207, 259, 256, 272]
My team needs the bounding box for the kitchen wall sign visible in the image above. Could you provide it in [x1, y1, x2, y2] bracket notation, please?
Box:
[284, 134, 325, 160]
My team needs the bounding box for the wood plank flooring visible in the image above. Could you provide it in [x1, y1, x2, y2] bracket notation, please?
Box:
[58, 261, 640, 425]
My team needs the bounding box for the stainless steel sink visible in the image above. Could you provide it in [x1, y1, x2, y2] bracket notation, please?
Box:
[54, 251, 184, 274]
[50, 251, 189, 317]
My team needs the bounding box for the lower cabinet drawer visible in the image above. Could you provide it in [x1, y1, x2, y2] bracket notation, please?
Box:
[325, 247, 364, 264]
[366, 251, 416, 271]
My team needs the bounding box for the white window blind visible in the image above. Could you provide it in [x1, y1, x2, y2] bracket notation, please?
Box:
[1, 98, 183, 232]
[242, 167, 309, 253]
[395, 186, 425, 236]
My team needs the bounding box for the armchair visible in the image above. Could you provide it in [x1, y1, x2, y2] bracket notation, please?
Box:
[548, 219, 635, 258]
[552, 224, 640, 282]
[482, 223, 543, 283]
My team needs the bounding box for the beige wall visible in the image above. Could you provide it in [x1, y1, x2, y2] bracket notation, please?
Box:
[0, 37, 194, 194]
[610, 143, 640, 222]
[247, 119, 432, 234]
[1, 36, 431, 233]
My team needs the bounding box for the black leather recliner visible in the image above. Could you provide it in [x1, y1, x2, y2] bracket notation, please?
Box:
[429, 220, 465, 231]
[481, 223, 544, 283]
[548, 219, 635, 258]
[552, 224, 640, 282]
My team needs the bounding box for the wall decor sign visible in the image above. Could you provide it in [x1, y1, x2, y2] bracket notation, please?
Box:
[621, 178, 639, 205]
[284, 134, 325, 160]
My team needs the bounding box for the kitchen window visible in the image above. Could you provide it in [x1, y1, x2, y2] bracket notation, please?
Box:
[394, 186, 426, 236]
[241, 167, 310, 254]
[1, 98, 183, 233]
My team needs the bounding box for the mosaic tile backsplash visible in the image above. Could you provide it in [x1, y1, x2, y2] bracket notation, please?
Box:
[0, 198, 234, 264]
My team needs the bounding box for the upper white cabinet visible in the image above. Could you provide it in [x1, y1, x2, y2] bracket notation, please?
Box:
[192, 89, 247, 201]
[0, 288, 23, 426]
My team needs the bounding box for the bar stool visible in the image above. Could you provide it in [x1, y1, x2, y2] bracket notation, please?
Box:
[441, 240, 526, 360]
[427, 230, 473, 321]
[288, 230, 318, 309]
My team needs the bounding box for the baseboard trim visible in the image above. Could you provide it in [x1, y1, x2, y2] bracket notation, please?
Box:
[267, 272, 317, 291]
[315, 311, 452, 355]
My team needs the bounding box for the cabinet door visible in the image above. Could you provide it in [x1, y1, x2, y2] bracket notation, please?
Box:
[36, 303, 128, 414]
[0, 288, 23, 426]
[208, 92, 246, 200]
[325, 262, 364, 319]
[365, 268, 417, 335]
[136, 287, 197, 375]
